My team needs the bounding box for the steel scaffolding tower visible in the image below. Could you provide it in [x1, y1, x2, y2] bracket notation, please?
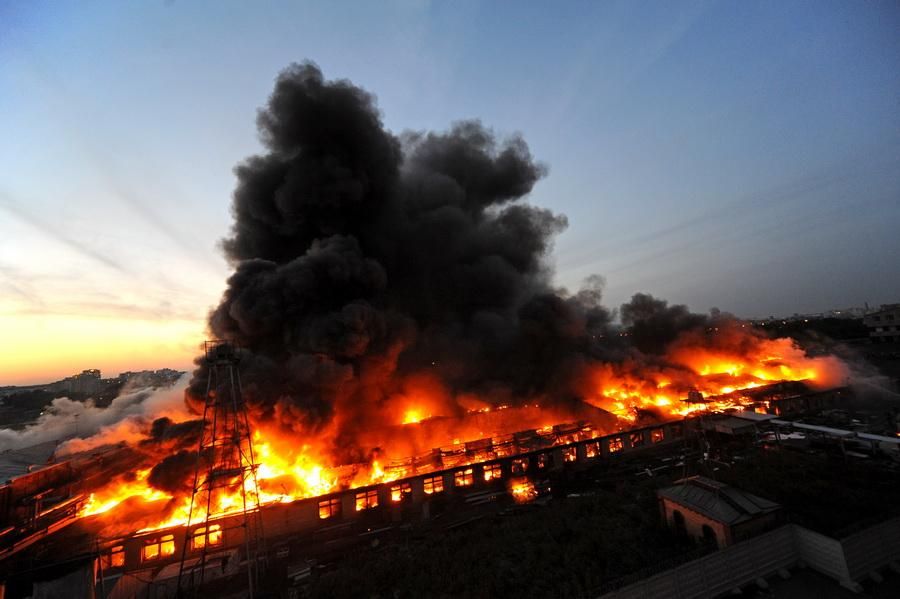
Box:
[177, 341, 265, 598]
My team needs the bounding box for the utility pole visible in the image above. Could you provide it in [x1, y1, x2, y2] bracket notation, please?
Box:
[177, 341, 265, 598]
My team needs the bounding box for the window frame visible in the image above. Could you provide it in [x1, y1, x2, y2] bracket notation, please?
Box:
[454, 467, 474, 487]
[511, 457, 529, 474]
[190, 523, 223, 550]
[142, 534, 175, 562]
[355, 488, 379, 511]
[483, 463, 502, 481]
[423, 475, 444, 494]
[101, 545, 125, 569]
[318, 497, 342, 519]
[390, 482, 412, 502]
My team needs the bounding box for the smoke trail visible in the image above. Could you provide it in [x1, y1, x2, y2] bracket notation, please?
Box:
[0, 376, 192, 453]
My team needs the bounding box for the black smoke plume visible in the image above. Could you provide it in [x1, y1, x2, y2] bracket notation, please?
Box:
[186, 62, 626, 460]
[620, 293, 709, 354]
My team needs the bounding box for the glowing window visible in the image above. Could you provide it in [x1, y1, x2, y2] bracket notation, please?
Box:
[585, 442, 600, 459]
[191, 524, 223, 550]
[390, 482, 412, 502]
[609, 437, 624, 453]
[511, 457, 529, 474]
[651, 429, 665, 444]
[355, 489, 379, 511]
[630, 431, 645, 447]
[423, 476, 444, 494]
[318, 497, 341, 519]
[536, 453, 551, 469]
[142, 534, 175, 561]
[191, 529, 204, 550]
[143, 542, 159, 561]
[454, 468, 474, 487]
[483, 463, 502, 481]
[161, 535, 175, 557]
[562, 447, 577, 463]
[101, 545, 124, 569]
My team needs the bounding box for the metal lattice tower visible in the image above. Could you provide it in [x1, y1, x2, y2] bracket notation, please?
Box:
[177, 341, 265, 598]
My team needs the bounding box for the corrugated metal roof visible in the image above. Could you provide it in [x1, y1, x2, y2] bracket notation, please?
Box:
[857, 432, 900, 445]
[770, 420, 856, 438]
[0, 441, 58, 482]
[706, 417, 756, 434]
[732, 411, 777, 422]
[765, 419, 900, 445]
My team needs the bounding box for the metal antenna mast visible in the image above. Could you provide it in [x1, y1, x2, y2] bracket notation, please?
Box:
[177, 341, 265, 597]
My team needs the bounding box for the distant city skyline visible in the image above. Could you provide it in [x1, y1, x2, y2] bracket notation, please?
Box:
[1, 1, 899, 385]
[0, 301, 883, 387]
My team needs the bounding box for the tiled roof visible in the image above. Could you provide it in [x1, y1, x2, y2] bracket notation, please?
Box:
[658, 476, 780, 525]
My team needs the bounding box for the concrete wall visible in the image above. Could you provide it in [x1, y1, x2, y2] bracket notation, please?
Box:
[31, 561, 96, 599]
[601, 526, 798, 599]
[792, 525, 850, 581]
[732, 512, 781, 543]
[660, 498, 730, 549]
[841, 516, 900, 580]
[602, 518, 900, 598]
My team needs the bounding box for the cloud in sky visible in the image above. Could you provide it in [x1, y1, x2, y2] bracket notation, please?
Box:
[0, 1, 898, 386]
[0, 192, 126, 272]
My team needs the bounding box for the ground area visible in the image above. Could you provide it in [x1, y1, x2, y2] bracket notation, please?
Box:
[298, 438, 900, 598]
[748, 568, 900, 599]
[712, 447, 900, 537]
[307, 480, 695, 599]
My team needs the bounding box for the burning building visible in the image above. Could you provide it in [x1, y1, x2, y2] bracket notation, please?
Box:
[0, 62, 857, 596]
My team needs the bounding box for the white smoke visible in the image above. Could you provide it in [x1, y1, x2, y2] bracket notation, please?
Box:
[0, 375, 192, 453]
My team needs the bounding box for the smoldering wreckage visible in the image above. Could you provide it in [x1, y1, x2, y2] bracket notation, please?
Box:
[0, 63, 871, 598]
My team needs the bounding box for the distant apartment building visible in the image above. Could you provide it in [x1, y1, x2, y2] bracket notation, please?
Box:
[45, 369, 103, 396]
[117, 369, 184, 387]
[864, 304, 900, 343]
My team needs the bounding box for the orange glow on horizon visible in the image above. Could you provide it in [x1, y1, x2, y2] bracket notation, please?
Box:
[0, 313, 202, 386]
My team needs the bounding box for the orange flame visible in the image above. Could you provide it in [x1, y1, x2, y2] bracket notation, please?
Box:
[76, 331, 848, 533]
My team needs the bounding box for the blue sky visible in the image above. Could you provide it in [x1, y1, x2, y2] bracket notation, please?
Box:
[1, 1, 899, 382]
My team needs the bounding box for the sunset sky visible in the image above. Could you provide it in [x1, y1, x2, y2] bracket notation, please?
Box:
[1, 1, 899, 385]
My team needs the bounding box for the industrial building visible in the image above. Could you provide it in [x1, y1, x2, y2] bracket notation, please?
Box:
[864, 303, 900, 344]
[1, 382, 893, 597]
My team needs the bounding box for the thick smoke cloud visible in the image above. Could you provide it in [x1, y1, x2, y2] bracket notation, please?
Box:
[186, 62, 856, 469]
[0, 376, 193, 453]
[190, 62, 615, 458]
[620, 293, 710, 354]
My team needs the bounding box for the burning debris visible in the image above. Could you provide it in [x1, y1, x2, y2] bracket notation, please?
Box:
[8, 62, 851, 536]
[509, 478, 539, 504]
